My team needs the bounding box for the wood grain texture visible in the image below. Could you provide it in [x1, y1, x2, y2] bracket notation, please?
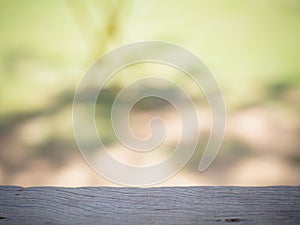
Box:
[0, 186, 299, 225]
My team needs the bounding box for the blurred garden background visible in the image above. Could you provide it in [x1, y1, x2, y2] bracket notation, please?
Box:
[0, 0, 299, 186]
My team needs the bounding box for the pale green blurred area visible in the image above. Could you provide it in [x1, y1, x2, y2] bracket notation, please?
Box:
[0, 0, 299, 186]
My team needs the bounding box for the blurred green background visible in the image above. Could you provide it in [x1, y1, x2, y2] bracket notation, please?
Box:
[0, 0, 299, 186]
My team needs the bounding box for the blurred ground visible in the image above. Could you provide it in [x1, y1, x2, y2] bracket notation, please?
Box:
[0, 0, 299, 186]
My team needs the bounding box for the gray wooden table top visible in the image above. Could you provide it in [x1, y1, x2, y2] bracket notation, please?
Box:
[0, 186, 299, 225]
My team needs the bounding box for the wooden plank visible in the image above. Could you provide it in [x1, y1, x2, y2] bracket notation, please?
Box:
[0, 186, 299, 225]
